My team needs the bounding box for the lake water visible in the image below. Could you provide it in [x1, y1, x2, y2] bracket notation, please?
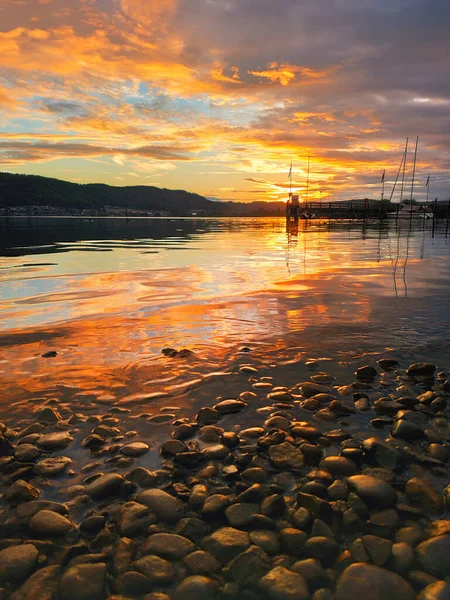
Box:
[1, 216, 450, 445]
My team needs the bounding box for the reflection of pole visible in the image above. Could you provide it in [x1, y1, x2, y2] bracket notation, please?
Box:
[409, 136, 419, 217]
[305, 155, 310, 205]
[400, 137, 409, 204]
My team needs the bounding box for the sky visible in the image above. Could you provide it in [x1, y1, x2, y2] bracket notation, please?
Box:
[1, 0, 450, 203]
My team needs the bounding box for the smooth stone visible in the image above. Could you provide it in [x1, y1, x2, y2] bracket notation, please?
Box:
[241, 467, 267, 483]
[29, 510, 75, 536]
[198, 426, 224, 443]
[202, 527, 250, 564]
[223, 545, 271, 586]
[279, 528, 308, 557]
[416, 536, 450, 578]
[143, 533, 195, 560]
[265, 416, 291, 430]
[304, 536, 340, 567]
[126, 467, 157, 488]
[37, 431, 73, 450]
[225, 503, 259, 527]
[173, 575, 219, 600]
[118, 502, 156, 536]
[114, 537, 137, 575]
[362, 535, 392, 566]
[183, 550, 220, 575]
[10, 565, 59, 600]
[16, 500, 67, 519]
[405, 477, 444, 515]
[362, 437, 403, 470]
[202, 494, 231, 519]
[407, 363, 436, 378]
[176, 517, 210, 542]
[85, 473, 124, 500]
[196, 407, 220, 424]
[250, 530, 280, 555]
[259, 566, 308, 600]
[161, 439, 188, 456]
[335, 563, 414, 600]
[58, 563, 106, 600]
[392, 420, 424, 440]
[0, 544, 39, 583]
[133, 554, 175, 582]
[389, 542, 414, 573]
[80, 515, 106, 536]
[269, 442, 304, 469]
[201, 444, 230, 459]
[213, 399, 248, 414]
[14, 444, 41, 462]
[320, 456, 357, 476]
[35, 407, 61, 424]
[347, 475, 397, 508]
[121, 442, 149, 456]
[34, 456, 72, 476]
[137, 489, 185, 522]
[356, 365, 378, 381]
[290, 558, 330, 590]
[4, 480, 40, 505]
[417, 581, 450, 600]
[115, 571, 152, 596]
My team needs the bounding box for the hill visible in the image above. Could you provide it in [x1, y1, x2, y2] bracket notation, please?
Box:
[0, 172, 286, 217]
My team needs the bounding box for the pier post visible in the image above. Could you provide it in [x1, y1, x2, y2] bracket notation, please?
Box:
[432, 198, 438, 238]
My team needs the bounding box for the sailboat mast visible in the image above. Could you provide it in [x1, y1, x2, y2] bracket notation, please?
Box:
[400, 137, 409, 204]
[289, 161, 293, 197]
[426, 172, 431, 204]
[409, 136, 419, 215]
[305, 155, 310, 204]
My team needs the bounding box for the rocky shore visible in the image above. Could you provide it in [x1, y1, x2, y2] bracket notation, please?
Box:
[1, 357, 450, 599]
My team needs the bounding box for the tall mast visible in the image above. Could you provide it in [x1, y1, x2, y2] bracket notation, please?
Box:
[381, 169, 385, 201]
[426, 172, 431, 204]
[409, 136, 419, 214]
[305, 155, 310, 204]
[289, 161, 293, 197]
[400, 137, 409, 204]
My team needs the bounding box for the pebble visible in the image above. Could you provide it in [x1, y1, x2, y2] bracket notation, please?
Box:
[9, 565, 59, 600]
[133, 554, 175, 582]
[347, 475, 397, 508]
[37, 431, 73, 450]
[121, 442, 149, 456]
[173, 575, 219, 600]
[416, 535, 450, 579]
[259, 566, 309, 600]
[58, 563, 107, 600]
[29, 509, 75, 536]
[137, 489, 185, 522]
[34, 456, 72, 476]
[4, 480, 40, 505]
[202, 527, 250, 563]
[85, 473, 124, 500]
[213, 399, 248, 414]
[143, 533, 195, 560]
[0, 544, 39, 584]
[417, 581, 450, 600]
[335, 563, 414, 600]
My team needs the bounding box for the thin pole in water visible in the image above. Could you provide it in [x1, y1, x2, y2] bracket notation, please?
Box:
[409, 136, 419, 218]
[432, 198, 438, 237]
[400, 137, 409, 204]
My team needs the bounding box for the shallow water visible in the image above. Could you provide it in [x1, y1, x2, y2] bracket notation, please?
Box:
[0, 216, 449, 441]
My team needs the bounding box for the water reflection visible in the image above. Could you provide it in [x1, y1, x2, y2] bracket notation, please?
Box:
[0, 216, 449, 423]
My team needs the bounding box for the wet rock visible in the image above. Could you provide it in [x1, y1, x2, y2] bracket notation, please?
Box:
[143, 533, 195, 560]
[407, 363, 436, 378]
[173, 575, 219, 600]
[121, 442, 149, 457]
[80, 515, 106, 536]
[320, 456, 357, 476]
[29, 509, 75, 536]
[14, 444, 41, 462]
[279, 528, 308, 557]
[377, 359, 399, 370]
[10, 565, 59, 600]
[16, 500, 67, 519]
[335, 563, 414, 600]
[304, 536, 340, 567]
[291, 425, 322, 440]
[114, 571, 152, 596]
[201, 444, 230, 460]
[58, 563, 107, 600]
[259, 566, 308, 600]
[38, 431, 73, 450]
[35, 407, 61, 424]
[161, 439, 188, 456]
[85, 473, 124, 500]
[202, 527, 250, 564]
[172, 423, 196, 440]
[362, 437, 403, 470]
[176, 517, 210, 542]
[202, 494, 231, 519]
[133, 554, 175, 582]
[196, 407, 220, 424]
[184, 550, 220, 575]
[296, 493, 333, 521]
[405, 477, 444, 515]
[242, 467, 267, 483]
[250, 530, 280, 555]
[261, 494, 286, 517]
[0, 544, 39, 584]
[392, 420, 424, 440]
[347, 475, 397, 508]
[4, 479, 40, 505]
[388, 542, 414, 573]
[137, 489, 184, 523]
[416, 536, 450, 578]
[356, 365, 378, 381]
[126, 467, 157, 488]
[113, 537, 137, 575]
[118, 502, 156, 536]
[224, 545, 271, 586]
[42, 350, 57, 358]
[81, 435, 105, 449]
[213, 399, 248, 414]
[417, 581, 450, 600]
[221, 431, 240, 447]
[225, 502, 259, 527]
[34, 456, 72, 476]
[269, 442, 304, 469]
[265, 416, 291, 430]
[299, 382, 330, 398]
[198, 425, 224, 443]
[290, 558, 330, 591]
[362, 535, 392, 566]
